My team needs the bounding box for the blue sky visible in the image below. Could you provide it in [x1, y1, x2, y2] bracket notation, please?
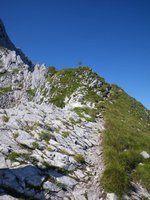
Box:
[0, 0, 150, 109]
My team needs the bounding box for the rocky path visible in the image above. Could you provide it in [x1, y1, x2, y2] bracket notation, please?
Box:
[0, 102, 105, 200]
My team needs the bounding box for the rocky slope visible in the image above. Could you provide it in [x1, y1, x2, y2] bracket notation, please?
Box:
[0, 19, 150, 200]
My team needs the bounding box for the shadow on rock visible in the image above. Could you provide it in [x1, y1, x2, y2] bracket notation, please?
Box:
[0, 165, 46, 200]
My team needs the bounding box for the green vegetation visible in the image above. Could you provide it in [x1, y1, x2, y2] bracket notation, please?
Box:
[73, 107, 97, 122]
[42, 162, 70, 175]
[46, 66, 110, 108]
[7, 152, 21, 162]
[132, 161, 150, 191]
[48, 68, 81, 107]
[69, 117, 81, 125]
[2, 115, 9, 122]
[74, 154, 85, 164]
[11, 68, 19, 74]
[101, 85, 150, 197]
[60, 149, 70, 155]
[40, 131, 51, 143]
[24, 123, 40, 133]
[45, 124, 53, 132]
[0, 86, 12, 95]
[62, 131, 70, 138]
[1, 65, 148, 197]
[47, 66, 57, 77]
[47, 67, 93, 108]
[55, 129, 60, 133]
[56, 181, 67, 190]
[32, 141, 40, 149]
[13, 132, 19, 139]
[0, 70, 7, 78]
[8, 152, 32, 163]
[26, 89, 36, 100]
[47, 146, 53, 151]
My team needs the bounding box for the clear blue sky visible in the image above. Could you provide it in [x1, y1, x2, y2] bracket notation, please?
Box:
[0, 0, 150, 109]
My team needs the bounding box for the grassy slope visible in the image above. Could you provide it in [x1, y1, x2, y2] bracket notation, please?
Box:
[101, 85, 150, 198]
[46, 67, 150, 198]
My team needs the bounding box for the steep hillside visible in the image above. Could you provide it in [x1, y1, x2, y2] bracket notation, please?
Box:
[101, 85, 150, 199]
[0, 19, 150, 200]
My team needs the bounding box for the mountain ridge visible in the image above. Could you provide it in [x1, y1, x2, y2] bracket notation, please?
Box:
[0, 19, 150, 200]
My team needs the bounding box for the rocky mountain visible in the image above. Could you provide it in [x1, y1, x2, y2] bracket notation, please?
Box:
[0, 19, 150, 200]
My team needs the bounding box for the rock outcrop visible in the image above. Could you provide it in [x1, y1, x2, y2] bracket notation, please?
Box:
[0, 19, 106, 200]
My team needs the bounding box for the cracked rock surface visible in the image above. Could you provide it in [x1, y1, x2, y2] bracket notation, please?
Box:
[0, 102, 105, 199]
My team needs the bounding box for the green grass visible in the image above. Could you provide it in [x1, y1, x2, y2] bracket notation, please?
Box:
[132, 161, 150, 191]
[46, 66, 57, 77]
[32, 141, 40, 149]
[0, 86, 12, 95]
[101, 85, 150, 197]
[73, 107, 97, 122]
[62, 131, 70, 138]
[7, 152, 21, 162]
[7, 152, 31, 162]
[74, 154, 85, 164]
[26, 89, 36, 100]
[40, 131, 51, 143]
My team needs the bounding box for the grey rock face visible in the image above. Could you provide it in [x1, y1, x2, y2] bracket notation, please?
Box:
[0, 19, 32, 68]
